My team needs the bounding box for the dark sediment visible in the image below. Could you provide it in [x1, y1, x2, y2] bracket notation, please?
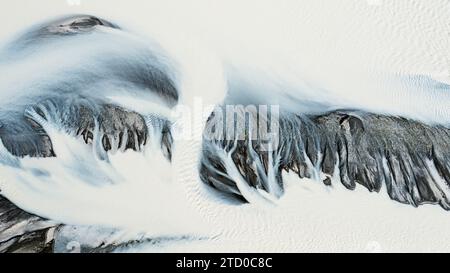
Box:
[0, 196, 56, 253]
[7, 14, 120, 50]
[201, 108, 450, 209]
[0, 102, 150, 157]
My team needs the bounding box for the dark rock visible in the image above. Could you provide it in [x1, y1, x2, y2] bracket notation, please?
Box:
[0, 196, 56, 253]
[0, 100, 150, 157]
[201, 107, 450, 210]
